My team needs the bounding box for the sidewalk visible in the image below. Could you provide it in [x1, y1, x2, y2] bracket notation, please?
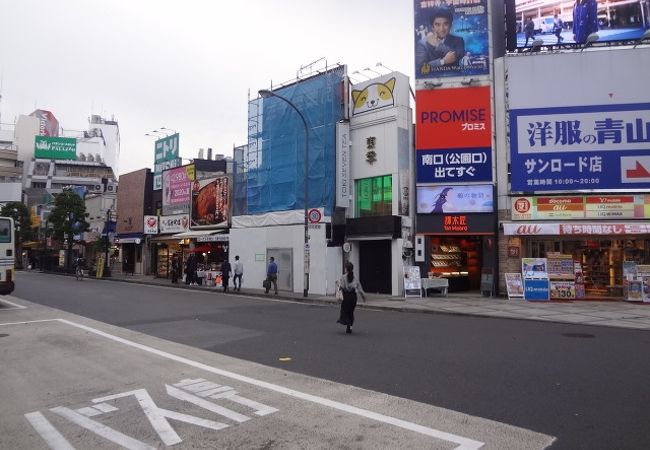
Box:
[102, 272, 650, 331]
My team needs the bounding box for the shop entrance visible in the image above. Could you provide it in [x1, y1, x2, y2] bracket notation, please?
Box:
[427, 236, 482, 292]
[359, 240, 391, 294]
[524, 238, 650, 299]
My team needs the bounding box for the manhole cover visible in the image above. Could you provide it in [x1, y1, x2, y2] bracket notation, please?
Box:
[0, 334, 8, 338]
[562, 332, 595, 339]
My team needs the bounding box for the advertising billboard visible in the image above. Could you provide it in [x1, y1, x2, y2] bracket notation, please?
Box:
[29, 109, 60, 136]
[417, 184, 494, 214]
[513, 194, 650, 220]
[162, 164, 195, 216]
[159, 214, 190, 234]
[506, 0, 650, 50]
[153, 134, 180, 190]
[510, 103, 650, 192]
[414, 0, 490, 81]
[34, 136, 76, 160]
[191, 176, 230, 229]
[351, 72, 410, 116]
[416, 87, 492, 183]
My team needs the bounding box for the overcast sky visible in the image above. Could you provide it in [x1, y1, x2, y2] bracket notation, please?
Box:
[0, 0, 414, 176]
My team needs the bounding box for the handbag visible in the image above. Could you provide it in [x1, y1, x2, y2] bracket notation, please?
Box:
[335, 287, 343, 302]
[263, 279, 270, 289]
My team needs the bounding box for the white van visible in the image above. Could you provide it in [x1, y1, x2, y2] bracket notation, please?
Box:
[533, 17, 556, 34]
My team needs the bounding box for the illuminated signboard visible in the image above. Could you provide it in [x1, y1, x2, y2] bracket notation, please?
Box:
[417, 184, 493, 214]
[512, 195, 650, 220]
[416, 87, 493, 183]
[510, 103, 650, 192]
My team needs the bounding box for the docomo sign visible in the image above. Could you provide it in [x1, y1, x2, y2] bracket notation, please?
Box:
[503, 222, 650, 236]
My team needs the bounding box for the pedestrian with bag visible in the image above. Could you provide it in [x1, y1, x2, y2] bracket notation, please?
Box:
[233, 255, 243, 291]
[337, 262, 366, 334]
[171, 254, 179, 283]
[265, 256, 278, 295]
[221, 259, 232, 293]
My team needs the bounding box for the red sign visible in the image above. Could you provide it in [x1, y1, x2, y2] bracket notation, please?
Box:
[416, 87, 492, 150]
[443, 215, 469, 232]
[508, 246, 520, 257]
[308, 208, 322, 224]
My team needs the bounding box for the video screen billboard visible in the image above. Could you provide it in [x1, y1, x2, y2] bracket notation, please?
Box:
[414, 0, 490, 80]
[417, 184, 494, 214]
[507, 0, 649, 50]
[191, 176, 230, 229]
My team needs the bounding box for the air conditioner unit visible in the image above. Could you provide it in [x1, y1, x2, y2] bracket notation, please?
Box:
[106, 184, 115, 192]
[93, 184, 103, 192]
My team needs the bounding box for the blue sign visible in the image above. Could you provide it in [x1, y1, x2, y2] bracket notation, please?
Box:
[510, 103, 650, 192]
[524, 279, 550, 301]
[417, 147, 492, 183]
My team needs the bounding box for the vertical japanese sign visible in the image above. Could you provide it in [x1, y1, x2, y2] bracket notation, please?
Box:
[414, 0, 489, 80]
[510, 103, 650, 192]
[335, 121, 350, 208]
[153, 134, 181, 191]
[416, 87, 492, 183]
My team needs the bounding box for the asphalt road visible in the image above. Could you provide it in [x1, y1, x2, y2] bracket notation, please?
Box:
[11, 272, 650, 449]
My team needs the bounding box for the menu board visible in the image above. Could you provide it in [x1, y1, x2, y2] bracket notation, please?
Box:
[403, 266, 422, 298]
[504, 273, 524, 299]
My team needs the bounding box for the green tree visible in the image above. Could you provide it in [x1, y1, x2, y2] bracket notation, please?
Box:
[47, 190, 90, 272]
[0, 202, 33, 245]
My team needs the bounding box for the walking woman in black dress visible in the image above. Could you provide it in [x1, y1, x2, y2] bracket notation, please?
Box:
[337, 262, 366, 334]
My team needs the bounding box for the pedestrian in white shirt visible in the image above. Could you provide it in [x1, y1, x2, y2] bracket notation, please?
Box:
[233, 255, 244, 291]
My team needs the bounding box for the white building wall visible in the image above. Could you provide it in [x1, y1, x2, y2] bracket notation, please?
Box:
[229, 223, 330, 295]
[14, 115, 39, 180]
[93, 122, 120, 175]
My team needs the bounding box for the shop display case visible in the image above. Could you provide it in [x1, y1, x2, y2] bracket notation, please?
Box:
[157, 248, 169, 278]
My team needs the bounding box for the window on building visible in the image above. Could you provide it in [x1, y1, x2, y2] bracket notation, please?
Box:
[356, 175, 392, 217]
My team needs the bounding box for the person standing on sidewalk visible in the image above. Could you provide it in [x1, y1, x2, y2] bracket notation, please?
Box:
[336, 262, 366, 334]
[265, 257, 278, 295]
[221, 259, 232, 292]
[171, 254, 180, 284]
[233, 255, 243, 291]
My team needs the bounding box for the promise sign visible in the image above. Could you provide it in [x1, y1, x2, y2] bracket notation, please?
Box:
[34, 136, 77, 160]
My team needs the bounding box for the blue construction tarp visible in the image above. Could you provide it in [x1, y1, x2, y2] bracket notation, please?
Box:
[237, 67, 345, 217]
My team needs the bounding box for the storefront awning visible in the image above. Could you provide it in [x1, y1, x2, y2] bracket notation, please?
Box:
[171, 230, 228, 242]
[150, 234, 181, 242]
[503, 222, 650, 236]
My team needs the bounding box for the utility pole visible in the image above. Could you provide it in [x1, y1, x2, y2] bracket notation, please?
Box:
[104, 209, 111, 277]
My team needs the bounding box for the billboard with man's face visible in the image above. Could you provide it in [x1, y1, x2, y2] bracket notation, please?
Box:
[414, 0, 490, 81]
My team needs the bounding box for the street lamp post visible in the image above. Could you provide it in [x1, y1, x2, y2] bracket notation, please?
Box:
[258, 89, 310, 297]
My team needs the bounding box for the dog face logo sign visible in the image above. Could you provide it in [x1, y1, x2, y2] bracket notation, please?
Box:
[352, 77, 396, 115]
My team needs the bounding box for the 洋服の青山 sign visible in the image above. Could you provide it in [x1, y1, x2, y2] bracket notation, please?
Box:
[509, 103, 650, 192]
[34, 136, 76, 160]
